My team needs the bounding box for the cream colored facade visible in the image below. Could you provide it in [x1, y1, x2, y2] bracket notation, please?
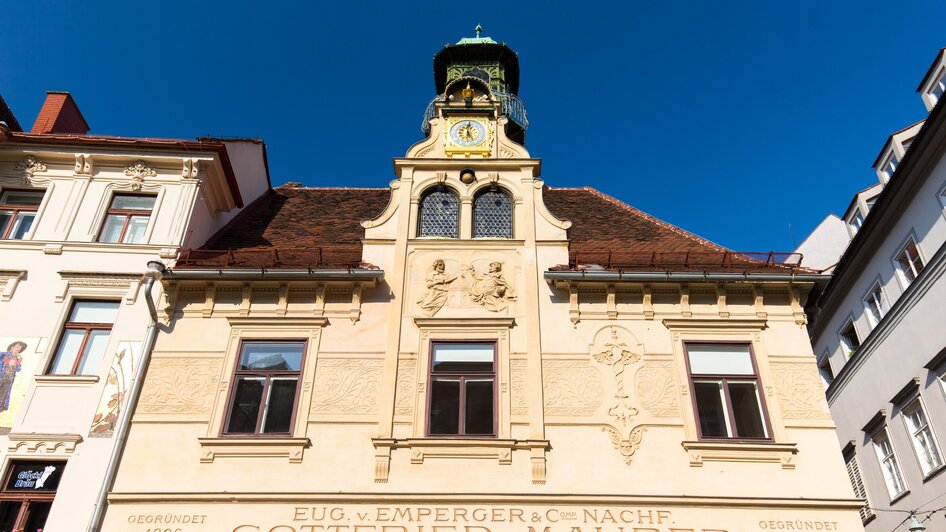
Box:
[103, 48, 865, 531]
[0, 130, 269, 530]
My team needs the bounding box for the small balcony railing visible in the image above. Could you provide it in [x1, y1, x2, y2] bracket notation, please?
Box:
[421, 91, 529, 134]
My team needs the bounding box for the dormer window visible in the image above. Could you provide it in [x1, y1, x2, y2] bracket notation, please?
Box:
[879, 151, 900, 183]
[929, 68, 946, 107]
[418, 188, 460, 238]
[847, 209, 865, 235]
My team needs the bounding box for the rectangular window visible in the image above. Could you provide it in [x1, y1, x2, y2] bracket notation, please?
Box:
[880, 152, 900, 182]
[223, 341, 305, 435]
[930, 68, 946, 106]
[0, 190, 44, 240]
[902, 399, 943, 476]
[872, 428, 907, 499]
[839, 320, 860, 358]
[844, 452, 873, 522]
[48, 301, 119, 375]
[894, 238, 925, 287]
[866, 195, 878, 211]
[0, 460, 65, 532]
[863, 283, 888, 328]
[97, 194, 155, 244]
[847, 209, 865, 235]
[685, 343, 769, 440]
[428, 342, 496, 437]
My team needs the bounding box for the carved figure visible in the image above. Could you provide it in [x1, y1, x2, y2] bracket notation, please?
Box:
[463, 261, 516, 311]
[416, 259, 457, 316]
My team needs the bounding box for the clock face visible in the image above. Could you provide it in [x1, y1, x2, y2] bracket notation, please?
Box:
[449, 120, 487, 147]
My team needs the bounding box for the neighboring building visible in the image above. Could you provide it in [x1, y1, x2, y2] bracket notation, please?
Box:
[102, 31, 864, 532]
[806, 48, 946, 530]
[0, 92, 270, 530]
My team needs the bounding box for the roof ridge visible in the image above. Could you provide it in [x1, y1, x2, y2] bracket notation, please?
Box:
[580, 186, 732, 253]
[276, 185, 389, 191]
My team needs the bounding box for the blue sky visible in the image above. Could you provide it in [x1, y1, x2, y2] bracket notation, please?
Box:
[2, 1, 944, 254]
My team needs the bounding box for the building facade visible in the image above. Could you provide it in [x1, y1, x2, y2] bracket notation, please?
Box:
[806, 49, 946, 530]
[100, 33, 865, 532]
[0, 93, 270, 531]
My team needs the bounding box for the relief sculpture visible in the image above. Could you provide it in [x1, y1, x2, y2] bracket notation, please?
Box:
[138, 359, 221, 415]
[543, 360, 603, 416]
[637, 361, 681, 417]
[603, 424, 647, 465]
[416, 259, 458, 316]
[311, 359, 383, 415]
[415, 258, 516, 315]
[591, 327, 642, 426]
[394, 359, 416, 416]
[510, 359, 528, 415]
[770, 363, 832, 420]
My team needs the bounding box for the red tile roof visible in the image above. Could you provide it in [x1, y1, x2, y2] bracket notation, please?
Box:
[178, 184, 805, 273]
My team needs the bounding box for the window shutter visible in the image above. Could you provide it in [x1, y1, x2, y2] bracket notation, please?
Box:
[845, 454, 873, 521]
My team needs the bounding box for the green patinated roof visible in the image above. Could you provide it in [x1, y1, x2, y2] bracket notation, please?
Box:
[455, 24, 496, 45]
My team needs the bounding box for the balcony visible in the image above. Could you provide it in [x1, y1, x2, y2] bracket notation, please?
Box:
[421, 91, 528, 134]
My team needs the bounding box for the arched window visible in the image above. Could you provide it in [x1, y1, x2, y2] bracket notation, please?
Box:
[418, 188, 460, 238]
[473, 188, 513, 238]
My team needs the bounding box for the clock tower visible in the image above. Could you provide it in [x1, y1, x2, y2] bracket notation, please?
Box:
[411, 26, 530, 160]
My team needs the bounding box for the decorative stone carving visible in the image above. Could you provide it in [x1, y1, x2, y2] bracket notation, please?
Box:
[138, 359, 221, 414]
[416, 259, 458, 316]
[311, 359, 383, 415]
[591, 326, 642, 426]
[182, 158, 199, 179]
[510, 359, 528, 415]
[543, 360, 603, 416]
[74, 154, 93, 175]
[603, 424, 646, 465]
[769, 363, 832, 420]
[124, 160, 157, 191]
[394, 359, 416, 415]
[7, 433, 82, 455]
[463, 261, 516, 312]
[15, 156, 47, 179]
[637, 361, 681, 417]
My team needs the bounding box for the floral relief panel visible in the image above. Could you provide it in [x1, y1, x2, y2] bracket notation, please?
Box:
[89, 341, 142, 437]
[0, 337, 43, 432]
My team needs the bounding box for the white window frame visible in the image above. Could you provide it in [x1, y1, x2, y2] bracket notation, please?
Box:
[872, 427, 908, 500]
[892, 235, 925, 290]
[900, 398, 944, 477]
[846, 208, 865, 236]
[838, 317, 860, 360]
[929, 67, 946, 107]
[879, 151, 900, 183]
[862, 281, 889, 329]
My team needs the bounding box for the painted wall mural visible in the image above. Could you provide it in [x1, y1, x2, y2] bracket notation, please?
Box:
[0, 337, 43, 432]
[89, 341, 142, 437]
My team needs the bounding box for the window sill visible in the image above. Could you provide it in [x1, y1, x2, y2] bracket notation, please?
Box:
[923, 464, 946, 483]
[889, 489, 910, 505]
[681, 440, 798, 469]
[372, 437, 550, 484]
[197, 437, 310, 464]
[34, 374, 100, 386]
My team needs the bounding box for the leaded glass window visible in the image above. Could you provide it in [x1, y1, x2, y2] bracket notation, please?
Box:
[473, 189, 512, 238]
[418, 189, 459, 238]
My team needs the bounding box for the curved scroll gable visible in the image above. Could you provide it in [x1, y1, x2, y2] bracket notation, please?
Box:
[361, 180, 400, 230]
[405, 118, 445, 159]
[532, 180, 572, 236]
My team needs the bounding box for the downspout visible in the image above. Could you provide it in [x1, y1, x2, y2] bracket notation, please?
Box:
[87, 260, 166, 531]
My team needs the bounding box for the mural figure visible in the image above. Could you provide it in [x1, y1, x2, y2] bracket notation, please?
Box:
[464, 261, 516, 312]
[0, 341, 26, 412]
[416, 259, 458, 316]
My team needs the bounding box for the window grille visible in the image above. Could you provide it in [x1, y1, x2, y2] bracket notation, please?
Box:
[418, 189, 459, 238]
[473, 189, 512, 238]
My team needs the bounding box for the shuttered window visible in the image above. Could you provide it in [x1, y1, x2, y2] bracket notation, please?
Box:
[844, 452, 874, 522]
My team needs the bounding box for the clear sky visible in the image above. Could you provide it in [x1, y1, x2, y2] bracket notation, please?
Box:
[2, 1, 944, 254]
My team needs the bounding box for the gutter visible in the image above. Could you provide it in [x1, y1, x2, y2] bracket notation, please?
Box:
[544, 271, 832, 284]
[163, 268, 384, 281]
[87, 261, 167, 531]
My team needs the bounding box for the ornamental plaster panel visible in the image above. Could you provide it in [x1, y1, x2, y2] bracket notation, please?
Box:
[510, 359, 528, 416]
[769, 363, 832, 420]
[394, 359, 416, 416]
[636, 360, 681, 418]
[137, 358, 222, 415]
[311, 359, 384, 416]
[542, 360, 603, 417]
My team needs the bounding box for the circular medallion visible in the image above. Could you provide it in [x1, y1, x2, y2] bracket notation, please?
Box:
[449, 120, 487, 147]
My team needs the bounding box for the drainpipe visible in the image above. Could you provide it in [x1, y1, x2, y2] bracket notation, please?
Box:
[87, 260, 166, 531]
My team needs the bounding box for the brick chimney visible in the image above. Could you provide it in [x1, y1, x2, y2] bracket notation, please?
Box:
[31, 91, 89, 134]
